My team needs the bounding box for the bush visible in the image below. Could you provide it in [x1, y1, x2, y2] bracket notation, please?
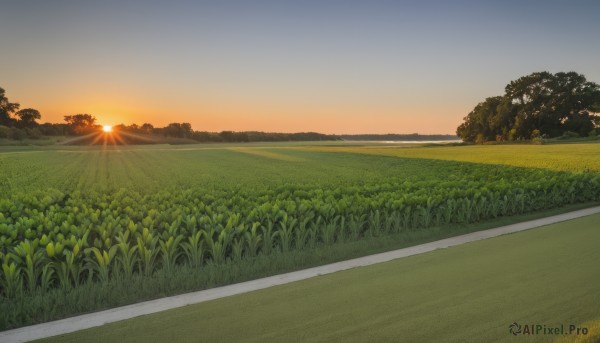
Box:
[10, 127, 26, 140]
[0, 125, 10, 138]
[557, 131, 580, 140]
[25, 128, 43, 139]
[589, 128, 598, 137]
[531, 137, 545, 145]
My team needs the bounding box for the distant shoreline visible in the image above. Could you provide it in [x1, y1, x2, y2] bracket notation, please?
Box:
[338, 134, 458, 142]
[341, 140, 462, 144]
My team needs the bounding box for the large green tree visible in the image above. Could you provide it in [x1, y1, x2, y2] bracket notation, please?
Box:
[0, 87, 20, 126]
[457, 72, 600, 142]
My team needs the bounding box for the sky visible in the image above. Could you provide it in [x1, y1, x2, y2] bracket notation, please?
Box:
[1, 1, 599, 134]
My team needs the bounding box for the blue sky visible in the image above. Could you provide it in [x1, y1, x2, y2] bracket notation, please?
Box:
[1, 1, 599, 133]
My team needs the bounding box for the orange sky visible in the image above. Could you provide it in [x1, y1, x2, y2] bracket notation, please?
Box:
[6, 74, 475, 134]
[29, 98, 470, 135]
[2, 1, 599, 134]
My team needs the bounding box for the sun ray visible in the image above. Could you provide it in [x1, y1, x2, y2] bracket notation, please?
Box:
[58, 131, 100, 145]
[109, 132, 117, 146]
[58, 125, 164, 146]
[113, 132, 128, 146]
[118, 131, 160, 144]
[89, 132, 106, 146]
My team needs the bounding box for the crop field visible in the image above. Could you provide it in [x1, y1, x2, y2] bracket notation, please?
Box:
[1, 142, 600, 329]
[36, 212, 600, 343]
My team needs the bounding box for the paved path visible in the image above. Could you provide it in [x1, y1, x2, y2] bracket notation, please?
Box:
[2, 206, 600, 343]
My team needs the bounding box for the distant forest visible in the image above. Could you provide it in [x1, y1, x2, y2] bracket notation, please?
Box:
[340, 134, 458, 141]
[1, 86, 453, 144]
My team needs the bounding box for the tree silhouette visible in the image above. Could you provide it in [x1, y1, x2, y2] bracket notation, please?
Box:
[140, 123, 154, 134]
[15, 108, 41, 128]
[0, 87, 20, 126]
[64, 114, 98, 134]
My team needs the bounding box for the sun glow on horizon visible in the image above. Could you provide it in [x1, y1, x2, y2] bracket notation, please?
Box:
[102, 125, 113, 133]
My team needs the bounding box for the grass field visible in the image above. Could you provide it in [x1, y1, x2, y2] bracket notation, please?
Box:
[36, 212, 600, 343]
[1, 141, 600, 329]
[307, 142, 600, 172]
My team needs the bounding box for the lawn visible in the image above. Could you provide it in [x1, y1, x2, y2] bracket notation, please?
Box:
[37, 213, 600, 343]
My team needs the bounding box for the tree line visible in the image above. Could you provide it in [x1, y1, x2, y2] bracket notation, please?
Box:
[0, 87, 337, 143]
[116, 123, 339, 143]
[339, 133, 458, 141]
[457, 71, 600, 143]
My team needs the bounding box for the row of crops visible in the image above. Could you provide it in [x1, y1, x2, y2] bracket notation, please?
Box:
[1, 147, 599, 300]
[2, 177, 600, 298]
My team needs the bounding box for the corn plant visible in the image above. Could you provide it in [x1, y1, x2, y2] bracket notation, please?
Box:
[336, 215, 347, 243]
[401, 206, 412, 229]
[55, 248, 83, 289]
[294, 216, 312, 250]
[1, 255, 22, 298]
[244, 222, 262, 258]
[136, 228, 159, 277]
[159, 235, 184, 272]
[181, 229, 204, 267]
[411, 206, 422, 229]
[488, 193, 501, 218]
[84, 246, 118, 284]
[382, 212, 395, 234]
[114, 231, 139, 278]
[231, 237, 244, 262]
[348, 213, 366, 240]
[321, 215, 339, 245]
[13, 240, 44, 292]
[421, 198, 436, 228]
[261, 219, 278, 255]
[278, 214, 297, 253]
[205, 227, 232, 264]
[40, 263, 55, 292]
[307, 217, 321, 249]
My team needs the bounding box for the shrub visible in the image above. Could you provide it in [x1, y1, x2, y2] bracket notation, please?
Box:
[558, 131, 580, 140]
[0, 125, 10, 138]
[10, 127, 26, 140]
[531, 137, 544, 145]
[26, 128, 43, 139]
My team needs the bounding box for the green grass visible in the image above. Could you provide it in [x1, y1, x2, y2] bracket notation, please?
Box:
[37, 213, 600, 343]
[307, 141, 600, 172]
[0, 139, 351, 152]
[0, 136, 68, 146]
[2, 142, 598, 193]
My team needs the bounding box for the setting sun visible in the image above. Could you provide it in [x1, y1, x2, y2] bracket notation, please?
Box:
[102, 125, 113, 133]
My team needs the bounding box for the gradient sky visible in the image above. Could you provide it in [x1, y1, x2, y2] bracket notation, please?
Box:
[1, 1, 599, 134]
